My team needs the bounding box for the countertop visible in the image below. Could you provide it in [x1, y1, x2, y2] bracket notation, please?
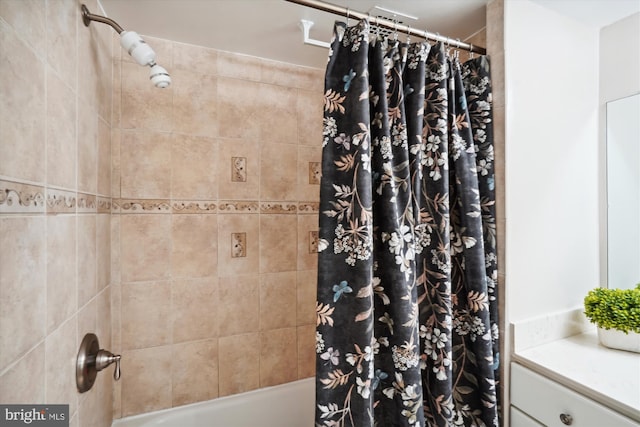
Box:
[513, 328, 640, 423]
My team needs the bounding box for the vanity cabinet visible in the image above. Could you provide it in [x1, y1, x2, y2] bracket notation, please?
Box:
[510, 363, 639, 427]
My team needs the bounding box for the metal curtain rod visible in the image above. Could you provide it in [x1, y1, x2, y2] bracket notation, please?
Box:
[284, 0, 487, 55]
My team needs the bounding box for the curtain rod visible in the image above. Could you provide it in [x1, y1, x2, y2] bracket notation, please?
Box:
[285, 0, 487, 55]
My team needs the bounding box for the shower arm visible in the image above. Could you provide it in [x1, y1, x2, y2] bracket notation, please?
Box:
[81, 4, 124, 34]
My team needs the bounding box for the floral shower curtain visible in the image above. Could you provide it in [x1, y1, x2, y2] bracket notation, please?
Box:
[316, 20, 499, 427]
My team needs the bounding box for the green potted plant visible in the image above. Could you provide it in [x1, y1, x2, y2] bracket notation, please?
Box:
[583, 284, 640, 353]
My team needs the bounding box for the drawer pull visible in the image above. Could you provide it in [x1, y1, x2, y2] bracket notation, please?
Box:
[560, 413, 573, 425]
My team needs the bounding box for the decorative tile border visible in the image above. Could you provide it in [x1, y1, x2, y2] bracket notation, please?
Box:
[46, 188, 76, 214]
[97, 196, 112, 214]
[118, 199, 171, 214]
[0, 180, 46, 214]
[172, 201, 217, 214]
[260, 202, 297, 214]
[297, 202, 320, 213]
[108, 199, 321, 215]
[77, 193, 97, 213]
[218, 200, 259, 213]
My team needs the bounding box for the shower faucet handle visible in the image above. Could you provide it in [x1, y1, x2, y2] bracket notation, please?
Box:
[95, 349, 121, 381]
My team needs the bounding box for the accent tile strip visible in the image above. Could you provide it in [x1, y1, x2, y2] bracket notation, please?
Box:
[260, 202, 297, 214]
[118, 199, 171, 214]
[77, 193, 97, 213]
[172, 201, 217, 214]
[217, 201, 259, 213]
[47, 188, 76, 214]
[0, 180, 46, 214]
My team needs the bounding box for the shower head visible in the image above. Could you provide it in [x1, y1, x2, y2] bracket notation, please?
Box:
[81, 4, 171, 88]
[150, 64, 171, 89]
[120, 31, 156, 66]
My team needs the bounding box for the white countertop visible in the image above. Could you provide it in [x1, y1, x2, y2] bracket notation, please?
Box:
[513, 329, 640, 423]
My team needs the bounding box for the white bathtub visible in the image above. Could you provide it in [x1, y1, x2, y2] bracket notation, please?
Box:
[111, 378, 315, 427]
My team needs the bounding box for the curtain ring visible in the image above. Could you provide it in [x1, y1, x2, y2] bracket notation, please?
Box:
[406, 25, 411, 44]
[346, 7, 350, 27]
[393, 18, 398, 41]
[470, 44, 475, 59]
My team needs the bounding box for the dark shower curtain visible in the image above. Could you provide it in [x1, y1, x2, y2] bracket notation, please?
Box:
[316, 20, 499, 427]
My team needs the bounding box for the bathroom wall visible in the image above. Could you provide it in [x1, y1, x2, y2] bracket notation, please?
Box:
[598, 12, 640, 287]
[111, 37, 323, 417]
[503, 0, 600, 323]
[0, 1, 113, 427]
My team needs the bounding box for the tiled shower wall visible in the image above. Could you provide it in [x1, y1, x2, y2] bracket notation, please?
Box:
[111, 37, 324, 417]
[0, 1, 113, 427]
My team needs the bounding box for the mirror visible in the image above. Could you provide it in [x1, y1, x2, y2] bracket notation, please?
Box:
[606, 93, 640, 290]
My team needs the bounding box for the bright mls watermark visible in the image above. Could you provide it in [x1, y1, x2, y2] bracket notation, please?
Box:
[0, 405, 68, 426]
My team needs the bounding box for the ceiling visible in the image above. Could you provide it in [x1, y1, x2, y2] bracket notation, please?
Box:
[98, 0, 489, 69]
[98, 0, 640, 69]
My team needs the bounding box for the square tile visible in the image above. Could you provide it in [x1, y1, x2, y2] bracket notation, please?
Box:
[120, 214, 171, 283]
[259, 328, 297, 387]
[260, 215, 297, 273]
[77, 214, 97, 307]
[297, 325, 316, 378]
[260, 272, 297, 331]
[172, 69, 218, 137]
[121, 282, 171, 350]
[46, 69, 77, 189]
[172, 339, 219, 406]
[218, 333, 260, 396]
[171, 134, 218, 200]
[0, 217, 46, 370]
[172, 278, 218, 343]
[120, 130, 172, 199]
[217, 214, 259, 277]
[217, 139, 260, 200]
[121, 346, 172, 417]
[171, 214, 218, 279]
[297, 215, 319, 271]
[260, 143, 297, 201]
[218, 275, 259, 336]
[46, 215, 77, 333]
[297, 270, 317, 326]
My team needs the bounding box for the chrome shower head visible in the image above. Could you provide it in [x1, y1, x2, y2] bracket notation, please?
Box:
[81, 4, 171, 89]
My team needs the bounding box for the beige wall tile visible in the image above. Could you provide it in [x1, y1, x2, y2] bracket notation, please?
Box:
[297, 215, 319, 271]
[260, 327, 297, 387]
[172, 278, 218, 343]
[257, 84, 297, 144]
[260, 143, 298, 201]
[217, 77, 260, 139]
[121, 345, 172, 417]
[171, 134, 218, 200]
[45, 316, 78, 415]
[172, 339, 219, 407]
[172, 70, 218, 137]
[0, 0, 46, 56]
[217, 214, 259, 278]
[120, 61, 173, 131]
[121, 282, 171, 350]
[0, 19, 45, 183]
[77, 214, 97, 307]
[47, 215, 77, 333]
[218, 333, 260, 396]
[120, 214, 171, 283]
[110, 215, 121, 285]
[297, 270, 317, 326]
[0, 343, 45, 403]
[218, 51, 261, 81]
[120, 130, 172, 199]
[97, 117, 111, 196]
[171, 214, 218, 278]
[111, 128, 121, 198]
[297, 324, 316, 378]
[0, 216, 46, 370]
[217, 139, 260, 200]
[96, 287, 112, 351]
[47, 69, 77, 189]
[97, 214, 111, 292]
[173, 42, 217, 75]
[260, 271, 297, 331]
[77, 298, 97, 349]
[77, 0, 112, 123]
[46, 0, 77, 91]
[218, 275, 259, 336]
[78, 101, 98, 194]
[260, 214, 297, 273]
[297, 89, 324, 146]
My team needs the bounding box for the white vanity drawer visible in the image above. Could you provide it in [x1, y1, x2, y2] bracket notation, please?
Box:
[511, 363, 639, 427]
[511, 406, 544, 427]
